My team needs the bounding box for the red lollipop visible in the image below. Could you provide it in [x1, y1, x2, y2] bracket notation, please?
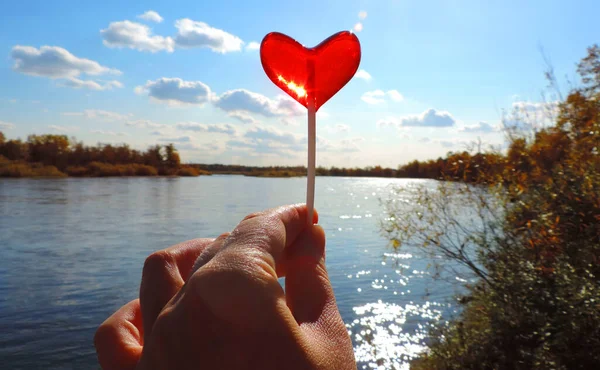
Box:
[260, 31, 361, 224]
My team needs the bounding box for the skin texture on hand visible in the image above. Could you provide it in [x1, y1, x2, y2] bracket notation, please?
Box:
[94, 205, 356, 370]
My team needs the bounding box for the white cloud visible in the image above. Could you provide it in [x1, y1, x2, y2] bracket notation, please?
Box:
[203, 142, 223, 152]
[61, 77, 123, 91]
[355, 69, 372, 81]
[513, 101, 549, 111]
[315, 136, 362, 153]
[100, 18, 243, 54]
[362, 90, 386, 105]
[274, 95, 306, 116]
[228, 111, 258, 124]
[399, 108, 456, 127]
[323, 123, 350, 134]
[317, 110, 330, 119]
[157, 135, 193, 143]
[226, 126, 304, 157]
[48, 125, 78, 132]
[508, 101, 559, 129]
[176, 122, 237, 135]
[11, 45, 121, 79]
[91, 129, 129, 137]
[358, 11, 368, 20]
[512, 101, 559, 116]
[101, 20, 175, 52]
[214, 89, 304, 117]
[334, 123, 350, 133]
[337, 137, 363, 152]
[0, 121, 16, 130]
[135, 77, 213, 105]
[174, 19, 243, 53]
[223, 125, 364, 159]
[361, 89, 404, 104]
[386, 90, 404, 102]
[415, 137, 473, 149]
[279, 117, 299, 126]
[438, 138, 473, 148]
[353, 23, 363, 32]
[125, 119, 167, 129]
[376, 117, 399, 128]
[244, 125, 303, 146]
[245, 41, 260, 51]
[458, 121, 498, 133]
[227, 125, 362, 156]
[137, 10, 163, 23]
[88, 110, 130, 121]
[439, 140, 457, 148]
[62, 109, 130, 121]
[174, 142, 207, 151]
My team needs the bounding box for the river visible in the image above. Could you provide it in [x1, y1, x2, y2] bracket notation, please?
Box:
[0, 176, 460, 369]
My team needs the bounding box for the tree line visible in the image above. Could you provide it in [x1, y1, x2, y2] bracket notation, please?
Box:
[0, 131, 519, 180]
[192, 156, 506, 180]
[0, 134, 204, 177]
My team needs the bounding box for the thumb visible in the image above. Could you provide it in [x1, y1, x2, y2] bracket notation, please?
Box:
[285, 226, 355, 368]
[284, 225, 345, 332]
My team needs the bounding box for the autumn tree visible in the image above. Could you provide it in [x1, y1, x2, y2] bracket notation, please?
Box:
[164, 144, 181, 169]
[27, 134, 70, 169]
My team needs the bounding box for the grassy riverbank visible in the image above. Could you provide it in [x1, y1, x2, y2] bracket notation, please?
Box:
[0, 156, 209, 178]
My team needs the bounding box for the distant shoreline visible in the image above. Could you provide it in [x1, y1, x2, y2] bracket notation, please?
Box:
[0, 159, 434, 179]
[0, 158, 209, 178]
[1, 132, 471, 182]
[1, 132, 474, 181]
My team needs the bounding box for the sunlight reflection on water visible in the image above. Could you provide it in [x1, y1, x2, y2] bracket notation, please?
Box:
[344, 250, 453, 369]
[350, 300, 446, 370]
[322, 178, 459, 369]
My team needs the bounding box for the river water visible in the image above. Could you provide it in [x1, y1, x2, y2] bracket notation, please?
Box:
[0, 176, 461, 369]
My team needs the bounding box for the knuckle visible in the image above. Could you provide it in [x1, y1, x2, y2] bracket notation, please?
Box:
[142, 250, 176, 278]
[196, 253, 273, 287]
[284, 204, 301, 223]
[94, 322, 117, 350]
[213, 232, 231, 246]
[232, 218, 280, 246]
[242, 211, 263, 222]
[217, 232, 230, 239]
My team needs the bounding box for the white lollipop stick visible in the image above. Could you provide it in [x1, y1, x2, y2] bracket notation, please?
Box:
[306, 97, 316, 225]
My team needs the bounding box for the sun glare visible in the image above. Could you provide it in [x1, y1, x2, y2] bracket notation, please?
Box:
[277, 75, 306, 98]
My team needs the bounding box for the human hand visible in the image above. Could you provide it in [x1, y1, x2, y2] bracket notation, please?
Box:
[94, 204, 355, 370]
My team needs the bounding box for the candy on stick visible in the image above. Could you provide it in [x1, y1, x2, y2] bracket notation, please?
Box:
[260, 31, 361, 224]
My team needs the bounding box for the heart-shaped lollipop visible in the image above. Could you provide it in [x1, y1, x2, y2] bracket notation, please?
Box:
[260, 31, 361, 224]
[260, 31, 361, 111]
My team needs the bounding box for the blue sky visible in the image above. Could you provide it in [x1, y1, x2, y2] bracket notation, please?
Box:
[0, 0, 597, 167]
